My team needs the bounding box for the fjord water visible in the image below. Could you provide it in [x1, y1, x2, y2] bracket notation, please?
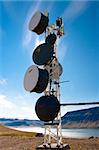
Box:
[13, 127, 99, 138]
[62, 128, 99, 138]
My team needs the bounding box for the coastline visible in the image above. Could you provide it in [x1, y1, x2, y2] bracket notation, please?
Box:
[0, 126, 99, 150]
[10, 126, 99, 139]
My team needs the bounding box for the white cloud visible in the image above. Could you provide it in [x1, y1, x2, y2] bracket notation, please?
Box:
[0, 94, 15, 109]
[34, 36, 45, 48]
[57, 38, 68, 62]
[0, 93, 98, 119]
[22, 1, 41, 48]
[0, 78, 7, 85]
[22, 31, 32, 48]
[22, 1, 54, 51]
[0, 94, 38, 119]
[63, 1, 88, 22]
[58, 1, 88, 61]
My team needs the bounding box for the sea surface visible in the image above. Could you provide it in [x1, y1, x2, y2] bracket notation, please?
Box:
[12, 126, 99, 138]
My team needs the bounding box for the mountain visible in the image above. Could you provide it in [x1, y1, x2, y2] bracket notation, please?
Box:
[0, 107, 99, 128]
[62, 107, 99, 128]
[0, 118, 43, 127]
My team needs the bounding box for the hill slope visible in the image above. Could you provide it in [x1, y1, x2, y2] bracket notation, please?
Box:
[62, 107, 99, 128]
[0, 107, 99, 128]
[0, 118, 43, 127]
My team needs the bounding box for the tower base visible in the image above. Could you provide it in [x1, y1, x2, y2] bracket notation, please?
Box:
[36, 143, 70, 150]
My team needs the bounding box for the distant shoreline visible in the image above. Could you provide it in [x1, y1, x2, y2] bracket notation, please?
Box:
[0, 125, 99, 150]
[10, 126, 99, 139]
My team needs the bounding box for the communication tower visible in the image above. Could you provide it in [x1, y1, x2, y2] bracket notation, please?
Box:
[24, 11, 70, 149]
[24, 10, 99, 149]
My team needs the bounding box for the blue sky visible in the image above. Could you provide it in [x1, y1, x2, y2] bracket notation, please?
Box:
[0, 1, 99, 119]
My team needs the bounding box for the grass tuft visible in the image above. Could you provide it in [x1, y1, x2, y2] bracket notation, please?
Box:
[0, 125, 36, 137]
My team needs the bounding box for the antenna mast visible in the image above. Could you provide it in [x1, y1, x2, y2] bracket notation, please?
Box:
[43, 15, 65, 147]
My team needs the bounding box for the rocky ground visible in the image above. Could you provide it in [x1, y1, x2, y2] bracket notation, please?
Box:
[0, 125, 99, 150]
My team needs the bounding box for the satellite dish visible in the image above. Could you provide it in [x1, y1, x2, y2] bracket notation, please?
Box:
[29, 11, 49, 35]
[45, 33, 57, 46]
[35, 95, 60, 122]
[33, 43, 53, 65]
[24, 65, 49, 93]
[45, 59, 63, 80]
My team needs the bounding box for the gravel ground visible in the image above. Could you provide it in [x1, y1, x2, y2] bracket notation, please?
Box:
[0, 126, 99, 150]
[0, 136, 99, 150]
[0, 136, 43, 150]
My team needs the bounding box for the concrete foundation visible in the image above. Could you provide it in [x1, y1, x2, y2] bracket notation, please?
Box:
[36, 143, 70, 150]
